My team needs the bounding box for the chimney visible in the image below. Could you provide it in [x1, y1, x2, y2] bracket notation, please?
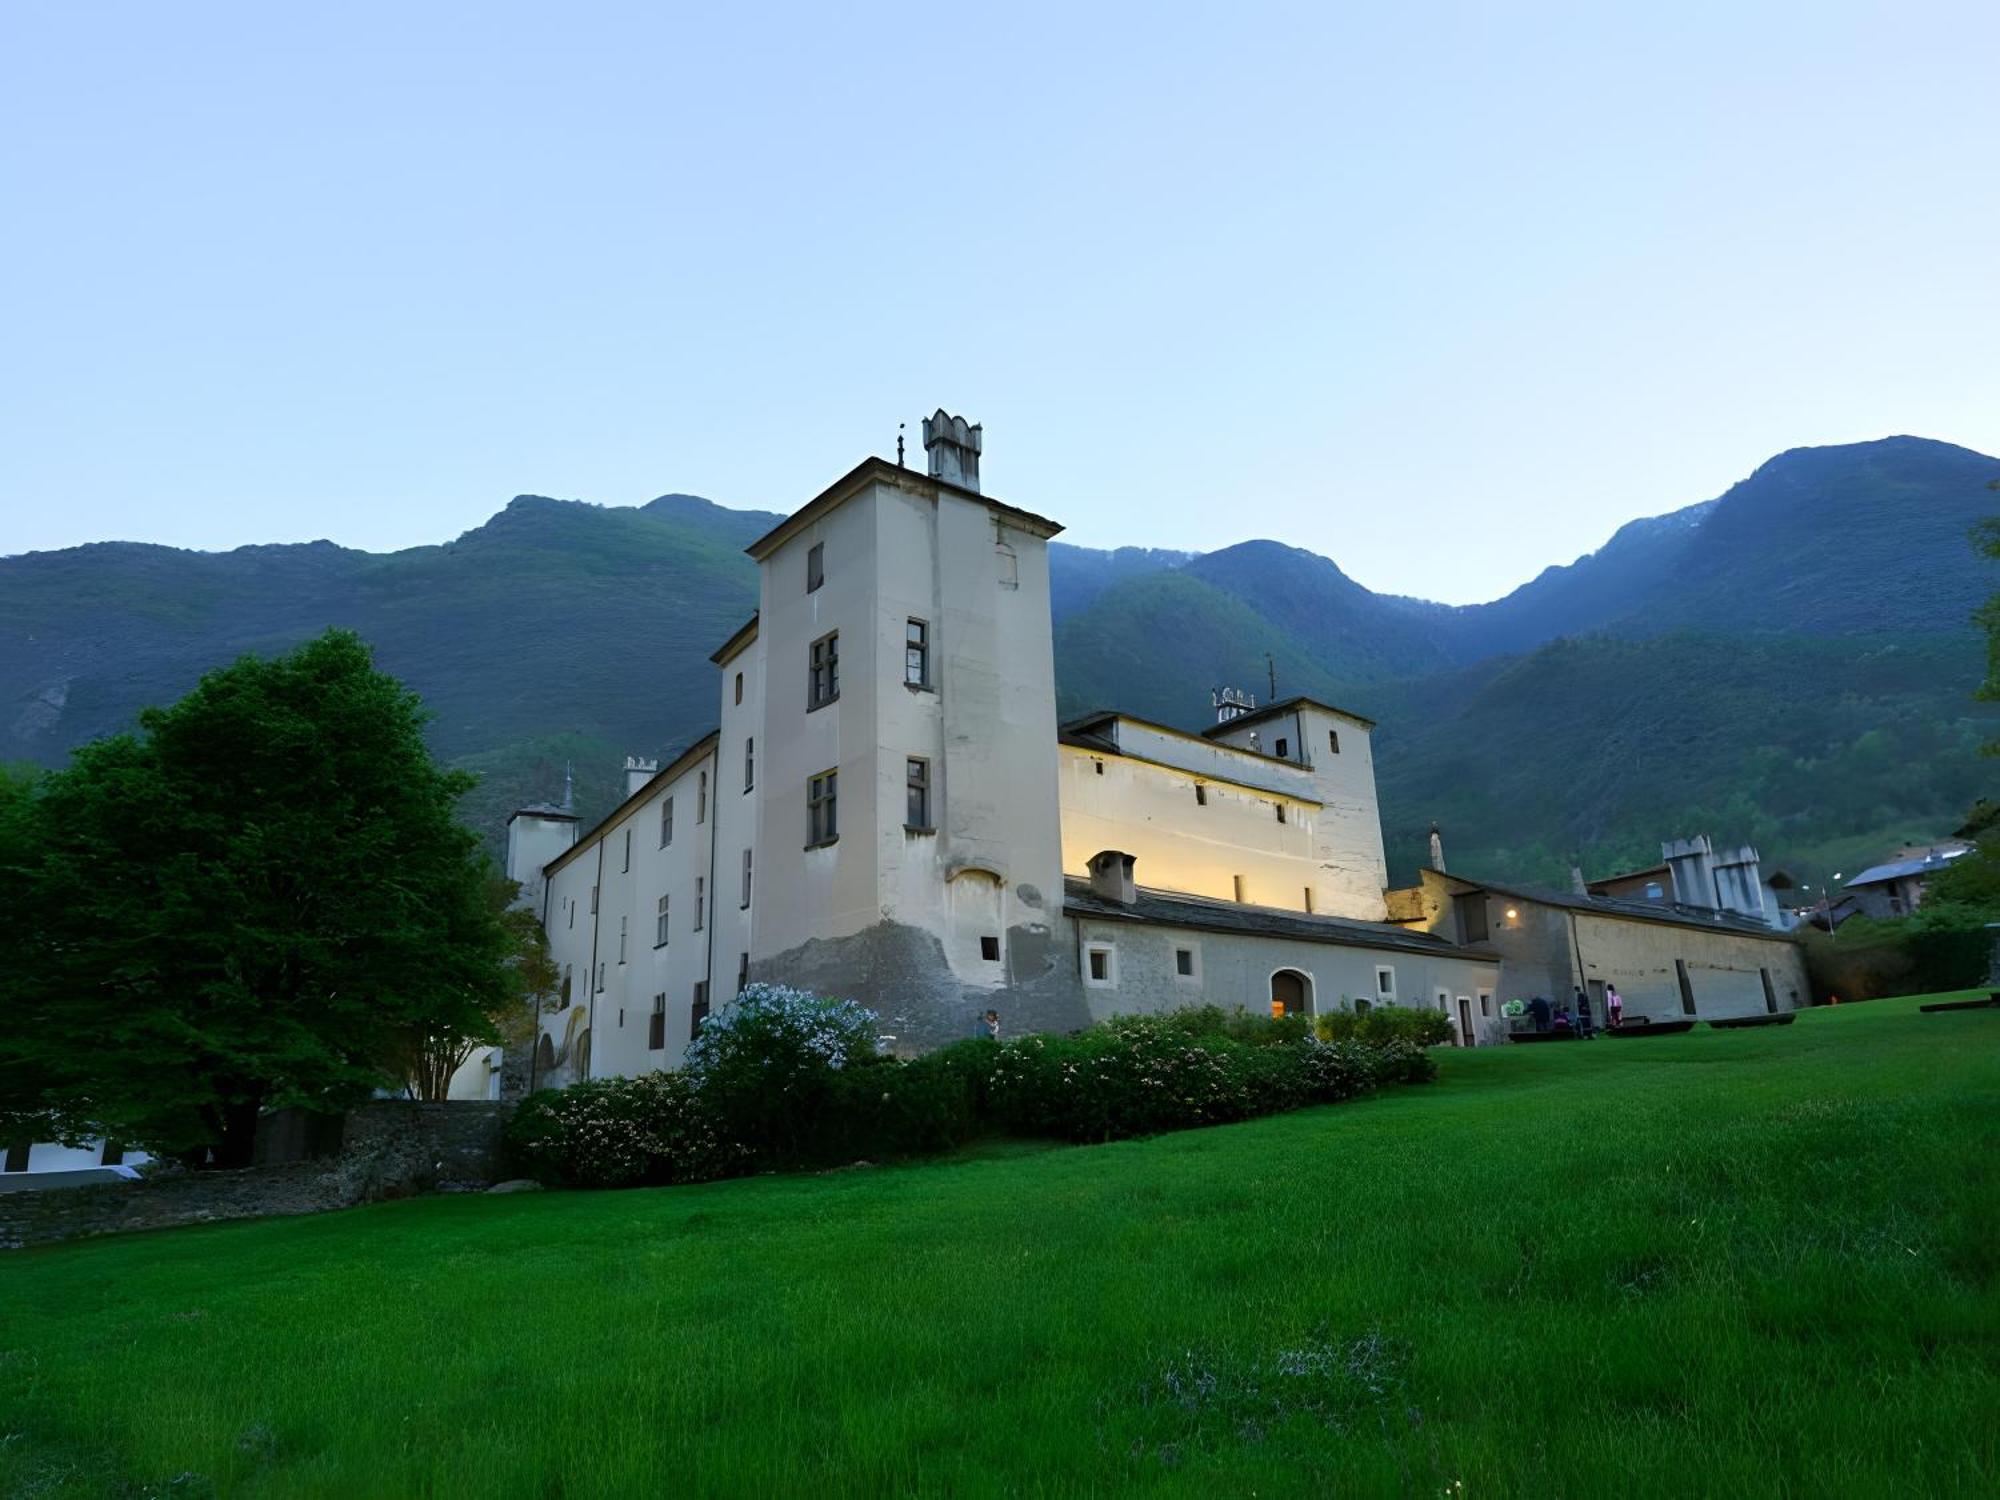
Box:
[1428, 822, 1447, 874]
[1570, 865, 1588, 895]
[1087, 849, 1137, 906]
[623, 755, 659, 799]
[922, 409, 982, 492]
[1662, 835, 1717, 909]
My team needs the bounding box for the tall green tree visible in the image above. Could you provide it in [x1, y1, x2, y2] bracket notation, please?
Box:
[1, 631, 510, 1166]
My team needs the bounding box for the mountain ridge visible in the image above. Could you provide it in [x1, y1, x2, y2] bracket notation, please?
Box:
[5, 435, 1995, 882]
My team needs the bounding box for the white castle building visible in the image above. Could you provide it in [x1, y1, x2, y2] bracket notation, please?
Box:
[497, 412, 1809, 1092]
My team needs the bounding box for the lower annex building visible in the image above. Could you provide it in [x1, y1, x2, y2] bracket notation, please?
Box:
[493, 412, 1809, 1093]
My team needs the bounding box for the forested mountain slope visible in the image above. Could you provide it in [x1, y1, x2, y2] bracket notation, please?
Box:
[5, 436, 1994, 879]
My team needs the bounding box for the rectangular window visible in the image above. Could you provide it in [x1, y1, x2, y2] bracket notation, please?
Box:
[655, 893, 670, 947]
[905, 618, 930, 687]
[905, 757, 931, 830]
[1275, 736, 1289, 759]
[660, 796, 674, 847]
[734, 671, 744, 706]
[806, 541, 824, 592]
[622, 827, 631, 873]
[744, 736, 755, 792]
[809, 632, 840, 709]
[1328, 729, 1340, 754]
[1084, 943, 1117, 987]
[648, 993, 666, 1050]
[618, 915, 628, 963]
[740, 848, 753, 908]
[589, 884, 598, 915]
[1478, 989, 1494, 1018]
[100, 1140, 125, 1166]
[698, 771, 708, 823]
[808, 769, 839, 846]
[979, 935, 1000, 962]
[1093, 759, 1104, 775]
[1375, 965, 1396, 1001]
[691, 981, 710, 1040]
[694, 876, 705, 931]
[738, 952, 749, 993]
[1275, 802, 1287, 824]
[567, 899, 575, 930]
[1195, 783, 1208, 806]
[1174, 947, 1195, 978]
[1454, 892, 1489, 944]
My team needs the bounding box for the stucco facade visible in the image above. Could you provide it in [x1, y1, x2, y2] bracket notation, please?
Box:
[505, 411, 1807, 1076]
[1391, 868, 1809, 1027]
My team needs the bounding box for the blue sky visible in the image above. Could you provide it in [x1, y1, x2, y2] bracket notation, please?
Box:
[3, 1, 1996, 602]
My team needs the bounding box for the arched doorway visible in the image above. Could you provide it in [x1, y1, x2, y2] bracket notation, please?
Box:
[1270, 969, 1311, 1018]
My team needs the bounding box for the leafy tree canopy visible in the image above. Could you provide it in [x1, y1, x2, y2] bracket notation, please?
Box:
[0, 630, 512, 1165]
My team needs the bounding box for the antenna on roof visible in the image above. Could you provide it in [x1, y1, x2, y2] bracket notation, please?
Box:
[562, 760, 574, 812]
[1267, 653, 1277, 700]
[896, 422, 906, 468]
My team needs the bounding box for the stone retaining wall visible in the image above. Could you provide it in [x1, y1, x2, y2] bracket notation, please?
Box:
[0, 1100, 513, 1251]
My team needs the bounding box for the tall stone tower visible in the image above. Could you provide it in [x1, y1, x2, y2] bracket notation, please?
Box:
[743, 414, 1077, 1048]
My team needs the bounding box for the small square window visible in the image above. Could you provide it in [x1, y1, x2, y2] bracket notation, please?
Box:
[1275, 802, 1286, 824]
[1086, 947, 1112, 984]
[980, 935, 1000, 962]
[1328, 729, 1340, 754]
[1175, 947, 1195, 977]
[1375, 966, 1396, 1000]
[1195, 783, 1208, 806]
[807, 541, 824, 592]
[1275, 737, 1288, 759]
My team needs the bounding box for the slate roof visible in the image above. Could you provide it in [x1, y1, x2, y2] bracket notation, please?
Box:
[1447, 872, 1785, 939]
[1064, 877, 1495, 959]
[1843, 850, 1968, 889]
[1197, 694, 1378, 736]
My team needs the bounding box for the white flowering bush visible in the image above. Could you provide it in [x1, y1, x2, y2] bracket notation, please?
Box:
[505, 1072, 746, 1188]
[683, 983, 883, 1164]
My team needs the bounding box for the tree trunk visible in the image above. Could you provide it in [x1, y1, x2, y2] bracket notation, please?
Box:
[211, 1093, 264, 1169]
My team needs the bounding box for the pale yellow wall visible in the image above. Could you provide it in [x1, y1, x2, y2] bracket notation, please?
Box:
[1059, 744, 1327, 912]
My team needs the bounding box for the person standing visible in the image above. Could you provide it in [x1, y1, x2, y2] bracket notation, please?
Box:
[983, 1009, 1001, 1042]
[1606, 984, 1624, 1029]
[1529, 994, 1552, 1032]
[1574, 987, 1595, 1039]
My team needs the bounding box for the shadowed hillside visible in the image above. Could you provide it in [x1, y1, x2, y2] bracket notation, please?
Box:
[5, 436, 1995, 878]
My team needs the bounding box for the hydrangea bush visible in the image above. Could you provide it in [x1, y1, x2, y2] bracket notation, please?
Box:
[683, 983, 883, 1165]
[504, 1072, 745, 1189]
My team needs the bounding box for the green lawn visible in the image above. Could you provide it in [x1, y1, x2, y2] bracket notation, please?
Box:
[3, 996, 1995, 1498]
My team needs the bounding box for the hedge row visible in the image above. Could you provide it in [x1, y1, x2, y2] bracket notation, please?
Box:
[505, 986, 1445, 1189]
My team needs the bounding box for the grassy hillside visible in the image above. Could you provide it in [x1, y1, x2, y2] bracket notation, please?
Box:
[1, 997, 1992, 1496]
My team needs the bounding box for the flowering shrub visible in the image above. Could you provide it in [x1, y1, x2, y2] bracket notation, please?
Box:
[505, 1073, 745, 1188]
[987, 1019, 1262, 1143]
[507, 996, 1444, 1186]
[683, 983, 882, 1164]
[1314, 1005, 1454, 1048]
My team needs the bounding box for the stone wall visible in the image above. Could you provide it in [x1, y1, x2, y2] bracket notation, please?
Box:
[0, 1100, 513, 1251]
